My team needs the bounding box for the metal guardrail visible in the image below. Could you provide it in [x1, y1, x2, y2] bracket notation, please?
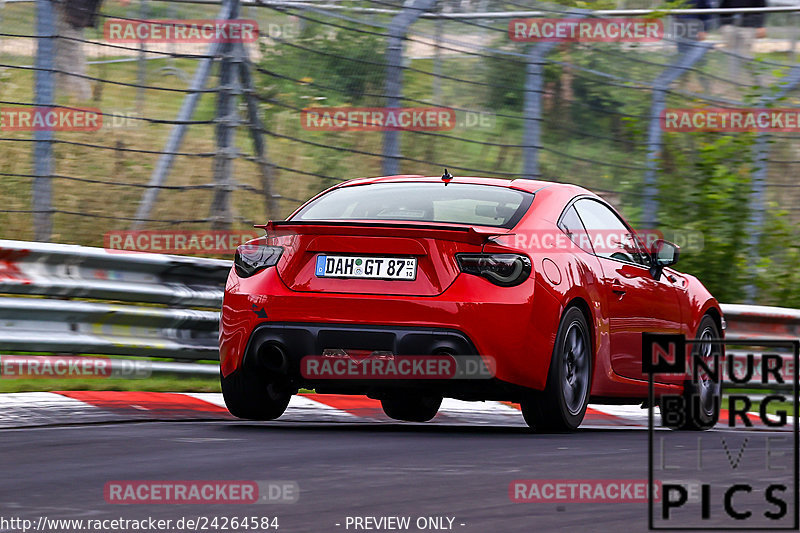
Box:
[0, 239, 229, 362]
[718, 304, 796, 388]
[0, 240, 798, 381]
[721, 303, 800, 343]
[3, 0, 799, 14]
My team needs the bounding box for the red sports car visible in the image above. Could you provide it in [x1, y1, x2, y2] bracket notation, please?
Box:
[219, 175, 723, 431]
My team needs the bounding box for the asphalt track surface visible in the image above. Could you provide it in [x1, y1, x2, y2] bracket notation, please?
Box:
[1, 414, 795, 533]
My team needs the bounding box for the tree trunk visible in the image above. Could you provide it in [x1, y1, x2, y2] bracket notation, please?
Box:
[55, 1, 91, 101]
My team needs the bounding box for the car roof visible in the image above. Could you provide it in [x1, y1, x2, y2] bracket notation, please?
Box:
[336, 175, 595, 198]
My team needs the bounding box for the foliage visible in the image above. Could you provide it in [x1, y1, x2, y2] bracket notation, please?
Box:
[257, 20, 388, 113]
[657, 131, 800, 305]
[658, 133, 754, 302]
[482, 50, 529, 113]
[753, 207, 800, 308]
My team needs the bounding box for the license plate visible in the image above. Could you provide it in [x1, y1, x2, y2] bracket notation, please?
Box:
[314, 255, 417, 280]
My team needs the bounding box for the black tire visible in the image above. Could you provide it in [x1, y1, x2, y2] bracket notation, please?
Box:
[381, 392, 442, 422]
[522, 306, 592, 432]
[220, 368, 291, 421]
[661, 315, 721, 431]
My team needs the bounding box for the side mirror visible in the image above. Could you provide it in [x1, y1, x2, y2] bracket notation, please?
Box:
[649, 239, 679, 280]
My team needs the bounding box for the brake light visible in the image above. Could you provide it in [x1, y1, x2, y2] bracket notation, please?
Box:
[456, 253, 531, 287]
[234, 244, 283, 278]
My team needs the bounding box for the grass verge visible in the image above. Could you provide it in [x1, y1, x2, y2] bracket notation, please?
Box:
[0, 375, 221, 393]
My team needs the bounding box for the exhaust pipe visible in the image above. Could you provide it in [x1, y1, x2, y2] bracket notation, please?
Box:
[258, 341, 289, 373]
[431, 346, 457, 357]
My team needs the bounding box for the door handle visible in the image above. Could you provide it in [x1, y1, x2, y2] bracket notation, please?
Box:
[611, 279, 626, 296]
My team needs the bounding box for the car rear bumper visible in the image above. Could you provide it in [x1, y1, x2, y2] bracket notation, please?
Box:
[220, 267, 563, 393]
[239, 322, 524, 397]
[244, 322, 478, 365]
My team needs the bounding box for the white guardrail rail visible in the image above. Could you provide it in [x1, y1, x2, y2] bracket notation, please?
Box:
[722, 304, 798, 388]
[0, 239, 228, 363]
[0, 240, 798, 382]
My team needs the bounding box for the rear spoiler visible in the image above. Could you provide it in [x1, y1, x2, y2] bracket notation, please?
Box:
[254, 220, 508, 246]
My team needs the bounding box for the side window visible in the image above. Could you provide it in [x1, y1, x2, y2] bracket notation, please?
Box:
[558, 205, 594, 254]
[573, 199, 650, 267]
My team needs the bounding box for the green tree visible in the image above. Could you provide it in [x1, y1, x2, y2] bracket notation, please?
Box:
[658, 133, 754, 303]
[257, 20, 387, 112]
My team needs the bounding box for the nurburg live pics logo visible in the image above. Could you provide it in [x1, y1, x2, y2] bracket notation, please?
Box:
[643, 333, 799, 530]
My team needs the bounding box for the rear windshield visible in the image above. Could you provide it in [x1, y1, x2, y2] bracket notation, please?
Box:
[291, 183, 533, 228]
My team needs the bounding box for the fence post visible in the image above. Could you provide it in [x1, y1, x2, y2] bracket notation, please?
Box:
[209, 0, 240, 231]
[131, 0, 234, 229]
[520, 45, 552, 179]
[521, 12, 586, 180]
[236, 42, 280, 221]
[729, 15, 742, 83]
[382, 0, 438, 176]
[136, 0, 148, 116]
[641, 42, 710, 229]
[743, 65, 800, 303]
[432, 14, 443, 105]
[33, 0, 55, 242]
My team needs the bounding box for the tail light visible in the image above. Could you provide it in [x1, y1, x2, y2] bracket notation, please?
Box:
[234, 244, 283, 278]
[456, 253, 531, 287]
